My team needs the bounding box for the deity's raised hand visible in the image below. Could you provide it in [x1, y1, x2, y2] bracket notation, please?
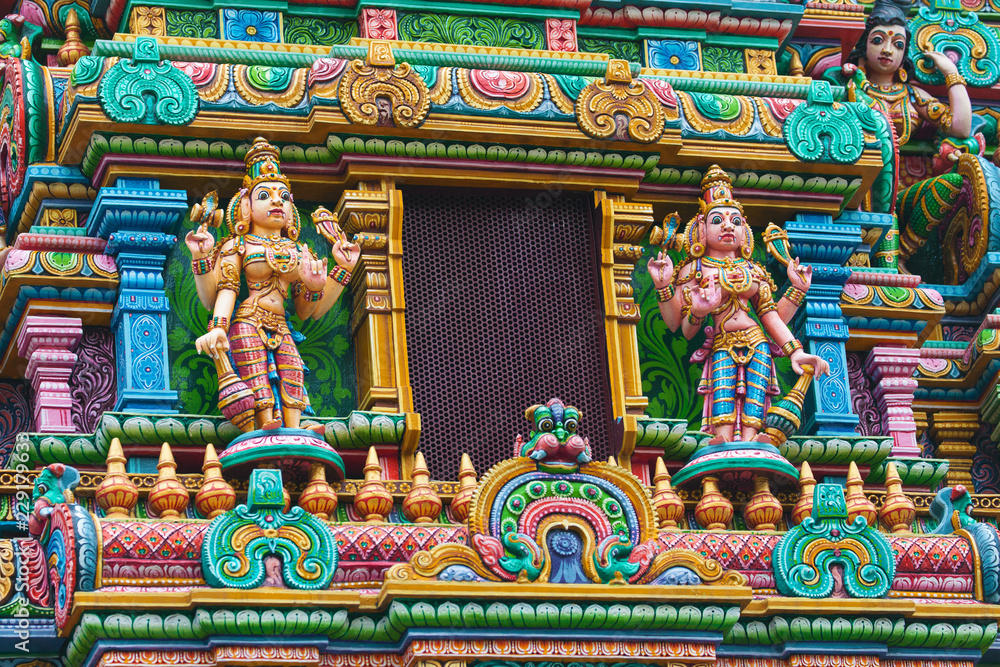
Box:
[300, 244, 328, 291]
[647, 251, 674, 289]
[332, 224, 361, 272]
[185, 223, 215, 258]
[786, 257, 812, 292]
[691, 273, 722, 318]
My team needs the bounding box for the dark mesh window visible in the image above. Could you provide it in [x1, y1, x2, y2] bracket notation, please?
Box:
[401, 188, 613, 478]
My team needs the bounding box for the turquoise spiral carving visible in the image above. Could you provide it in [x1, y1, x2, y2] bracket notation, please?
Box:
[783, 81, 864, 165]
[202, 469, 338, 590]
[773, 483, 895, 599]
[98, 37, 198, 126]
[908, 3, 1000, 87]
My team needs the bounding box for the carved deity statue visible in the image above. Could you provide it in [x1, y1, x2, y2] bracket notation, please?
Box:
[0, 14, 40, 59]
[185, 137, 359, 432]
[841, 0, 975, 271]
[646, 166, 830, 445]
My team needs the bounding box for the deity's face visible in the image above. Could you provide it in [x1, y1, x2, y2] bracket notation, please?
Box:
[249, 181, 293, 233]
[865, 24, 906, 78]
[704, 206, 746, 255]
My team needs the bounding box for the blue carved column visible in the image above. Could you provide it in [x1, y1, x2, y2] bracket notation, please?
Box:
[89, 178, 186, 413]
[784, 213, 863, 435]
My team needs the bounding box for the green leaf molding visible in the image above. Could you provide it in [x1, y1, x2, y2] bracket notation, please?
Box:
[71, 56, 104, 86]
[165, 9, 219, 39]
[202, 469, 338, 590]
[866, 457, 950, 487]
[783, 81, 866, 165]
[703, 46, 746, 73]
[633, 417, 702, 461]
[774, 484, 895, 599]
[97, 37, 198, 125]
[283, 16, 358, 46]
[21, 410, 407, 465]
[578, 37, 642, 63]
[778, 435, 893, 467]
[397, 13, 544, 49]
[65, 602, 743, 667]
[726, 615, 997, 650]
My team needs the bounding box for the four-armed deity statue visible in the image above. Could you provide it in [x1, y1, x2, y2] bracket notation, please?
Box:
[185, 137, 359, 440]
[647, 166, 830, 445]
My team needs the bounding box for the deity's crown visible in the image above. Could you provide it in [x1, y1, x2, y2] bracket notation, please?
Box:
[699, 164, 744, 216]
[242, 137, 289, 191]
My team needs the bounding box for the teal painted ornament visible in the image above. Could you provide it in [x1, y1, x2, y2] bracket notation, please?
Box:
[908, 0, 1000, 87]
[783, 81, 865, 165]
[98, 36, 198, 126]
[774, 483, 895, 598]
[202, 468, 338, 590]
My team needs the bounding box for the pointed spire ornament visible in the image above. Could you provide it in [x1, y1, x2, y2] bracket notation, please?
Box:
[450, 453, 477, 523]
[879, 462, 916, 533]
[791, 461, 817, 526]
[607, 455, 618, 467]
[354, 446, 393, 523]
[845, 461, 877, 527]
[57, 9, 90, 66]
[299, 462, 338, 521]
[195, 443, 236, 519]
[95, 437, 138, 519]
[149, 443, 189, 519]
[652, 457, 685, 530]
[403, 452, 442, 524]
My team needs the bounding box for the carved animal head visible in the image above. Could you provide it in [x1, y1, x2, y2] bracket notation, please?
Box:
[29, 464, 80, 537]
[517, 398, 592, 470]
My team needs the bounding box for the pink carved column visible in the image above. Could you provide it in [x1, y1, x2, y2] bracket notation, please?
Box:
[864, 345, 922, 457]
[16, 316, 84, 433]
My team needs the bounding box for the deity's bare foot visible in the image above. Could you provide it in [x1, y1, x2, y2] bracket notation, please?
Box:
[304, 423, 326, 435]
[753, 432, 773, 445]
[261, 418, 281, 431]
[706, 435, 730, 445]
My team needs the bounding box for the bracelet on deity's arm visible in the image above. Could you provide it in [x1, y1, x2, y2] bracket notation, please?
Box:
[783, 285, 806, 307]
[207, 316, 229, 333]
[781, 339, 803, 356]
[192, 256, 214, 275]
[656, 284, 675, 303]
[329, 266, 352, 287]
[945, 72, 966, 89]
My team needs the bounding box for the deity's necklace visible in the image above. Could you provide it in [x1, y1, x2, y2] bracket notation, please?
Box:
[701, 255, 753, 295]
[247, 233, 299, 274]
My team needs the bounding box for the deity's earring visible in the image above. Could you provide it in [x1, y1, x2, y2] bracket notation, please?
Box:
[897, 68, 907, 83]
[741, 228, 754, 259]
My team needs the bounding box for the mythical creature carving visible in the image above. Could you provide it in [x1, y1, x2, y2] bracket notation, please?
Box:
[0, 14, 41, 59]
[515, 398, 592, 472]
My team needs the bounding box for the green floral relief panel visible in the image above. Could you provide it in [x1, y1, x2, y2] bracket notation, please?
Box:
[579, 38, 642, 63]
[635, 232, 795, 429]
[397, 13, 545, 49]
[284, 16, 358, 46]
[165, 10, 219, 39]
[703, 46, 746, 73]
[165, 213, 357, 418]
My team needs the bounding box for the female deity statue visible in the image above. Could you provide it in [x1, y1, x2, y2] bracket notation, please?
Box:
[185, 137, 359, 432]
[647, 166, 829, 445]
[841, 0, 974, 270]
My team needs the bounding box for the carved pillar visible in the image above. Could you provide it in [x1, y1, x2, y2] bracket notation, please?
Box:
[16, 316, 83, 433]
[89, 178, 185, 413]
[596, 192, 653, 427]
[786, 213, 863, 435]
[338, 179, 412, 417]
[865, 345, 922, 457]
[930, 412, 979, 487]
